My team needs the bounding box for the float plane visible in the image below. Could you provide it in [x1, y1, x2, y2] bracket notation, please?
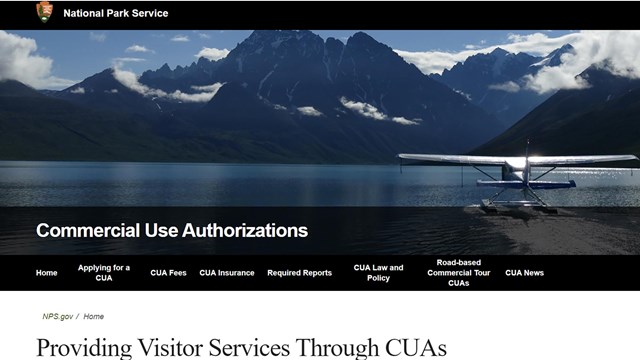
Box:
[398, 141, 638, 210]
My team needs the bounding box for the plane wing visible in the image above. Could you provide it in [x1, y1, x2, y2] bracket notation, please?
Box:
[397, 154, 518, 165]
[398, 153, 639, 166]
[527, 155, 639, 166]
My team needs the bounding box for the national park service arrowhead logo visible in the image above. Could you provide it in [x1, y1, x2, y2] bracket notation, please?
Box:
[36, 1, 53, 23]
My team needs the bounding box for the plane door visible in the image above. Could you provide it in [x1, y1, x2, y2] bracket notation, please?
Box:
[501, 165, 509, 180]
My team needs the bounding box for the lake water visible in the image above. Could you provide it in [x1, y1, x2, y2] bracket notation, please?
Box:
[0, 161, 639, 207]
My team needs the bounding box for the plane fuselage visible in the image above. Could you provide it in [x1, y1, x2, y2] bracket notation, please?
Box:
[501, 159, 530, 184]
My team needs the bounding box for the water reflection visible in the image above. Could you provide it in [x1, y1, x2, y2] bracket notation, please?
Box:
[0, 161, 638, 206]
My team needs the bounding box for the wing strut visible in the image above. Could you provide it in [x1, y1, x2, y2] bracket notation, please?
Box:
[533, 167, 556, 181]
[472, 166, 498, 181]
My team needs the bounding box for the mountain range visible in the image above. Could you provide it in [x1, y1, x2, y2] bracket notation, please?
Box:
[0, 80, 181, 161]
[431, 44, 575, 127]
[5, 30, 505, 163]
[1, 30, 639, 163]
[475, 64, 640, 157]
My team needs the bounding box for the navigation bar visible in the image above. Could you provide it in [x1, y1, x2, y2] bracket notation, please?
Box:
[4, 255, 639, 290]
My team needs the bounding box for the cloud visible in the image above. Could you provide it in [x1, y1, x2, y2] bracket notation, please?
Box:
[111, 68, 157, 96]
[105, 89, 118, 94]
[42, 77, 77, 89]
[113, 57, 146, 63]
[195, 47, 230, 61]
[488, 81, 521, 93]
[522, 31, 640, 93]
[391, 117, 420, 126]
[169, 88, 224, 102]
[340, 97, 387, 120]
[112, 65, 224, 103]
[397, 30, 640, 94]
[70, 87, 85, 94]
[0, 30, 76, 89]
[89, 32, 106, 42]
[395, 33, 581, 76]
[523, 69, 590, 94]
[340, 97, 419, 125]
[126, 44, 154, 53]
[191, 84, 223, 92]
[170, 35, 190, 42]
[395, 49, 473, 76]
[465, 40, 487, 50]
[112, 57, 146, 68]
[196, 31, 211, 39]
[297, 106, 323, 117]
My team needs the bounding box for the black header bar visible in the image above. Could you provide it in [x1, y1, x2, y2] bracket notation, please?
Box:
[3, 1, 638, 30]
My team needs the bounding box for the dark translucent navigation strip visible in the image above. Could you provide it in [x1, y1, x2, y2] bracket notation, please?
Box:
[2, 255, 639, 290]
